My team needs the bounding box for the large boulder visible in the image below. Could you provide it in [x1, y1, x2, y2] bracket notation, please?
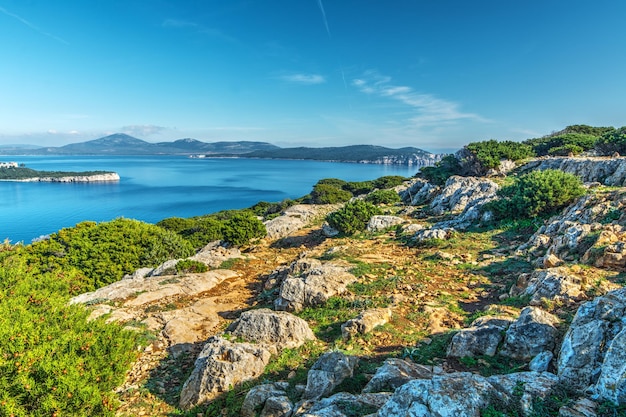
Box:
[302, 352, 359, 401]
[558, 287, 626, 402]
[179, 336, 272, 410]
[377, 371, 558, 417]
[264, 204, 339, 240]
[191, 241, 242, 268]
[520, 156, 626, 186]
[341, 308, 392, 340]
[399, 178, 440, 206]
[429, 176, 499, 215]
[274, 261, 357, 312]
[447, 315, 514, 358]
[366, 215, 406, 232]
[293, 392, 391, 417]
[241, 382, 291, 417]
[227, 308, 316, 354]
[500, 307, 560, 361]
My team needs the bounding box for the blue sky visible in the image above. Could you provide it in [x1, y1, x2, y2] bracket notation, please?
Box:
[1, 1, 624, 153]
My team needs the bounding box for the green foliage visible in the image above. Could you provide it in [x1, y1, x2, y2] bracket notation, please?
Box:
[221, 212, 266, 246]
[343, 181, 374, 196]
[326, 200, 383, 235]
[420, 154, 462, 186]
[248, 199, 297, 219]
[0, 166, 113, 180]
[364, 189, 401, 205]
[372, 175, 408, 189]
[525, 132, 599, 156]
[310, 183, 353, 204]
[25, 218, 194, 291]
[175, 259, 208, 273]
[401, 332, 455, 364]
[595, 126, 626, 155]
[465, 140, 534, 170]
[0, 253, 140, 416]
[486, 170, 586, 220]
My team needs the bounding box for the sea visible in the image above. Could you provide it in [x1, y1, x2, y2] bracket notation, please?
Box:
[0, 155, 418, 244]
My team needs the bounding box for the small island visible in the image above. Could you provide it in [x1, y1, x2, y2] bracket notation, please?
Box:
[0, 162, 120, 182]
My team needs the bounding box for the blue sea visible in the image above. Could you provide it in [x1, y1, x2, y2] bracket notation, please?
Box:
[0, 156, 417, 243]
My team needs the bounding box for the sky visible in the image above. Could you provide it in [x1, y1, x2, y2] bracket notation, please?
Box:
[0, 1, 625, 153]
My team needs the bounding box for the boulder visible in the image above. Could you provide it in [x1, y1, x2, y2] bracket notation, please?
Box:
[191, 241, 242, 268]
[265, 204, 339, 240]
[302, 352, 359, 400]
[362, 358, 433, 393]
[241, 382, 290, 417]
[399, 178, 440, 206]
[509, 268, 585, 306]
[366, 215, 406, 232]
[557, 288, 626, 390]
[341, 308, 392, 340]
[447, 315, 514, 357]
[429, 176, 499, 215]
[274, 262, 357, 312]
[412, 227, 454, 242]
[500, 307, 560, 361]
[529, 351, 554, 372]
[260, 396, 294, 417]
[520, 156, 626, 186]
[179, 336, 272, 410]
[227, 308, 316, 354]
[293, 392, 391, 417]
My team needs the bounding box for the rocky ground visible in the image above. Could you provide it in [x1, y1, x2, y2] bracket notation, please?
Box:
[70, 156, 626, 417]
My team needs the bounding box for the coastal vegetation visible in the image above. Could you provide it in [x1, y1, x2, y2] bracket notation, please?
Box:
[0, 166, 114, 180]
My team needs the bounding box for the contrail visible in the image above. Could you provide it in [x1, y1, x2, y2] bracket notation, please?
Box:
[0, 6, 69, 45]
[316, 0, 331, 39]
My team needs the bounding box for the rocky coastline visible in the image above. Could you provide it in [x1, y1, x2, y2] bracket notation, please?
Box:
[1, 172, 120, 182]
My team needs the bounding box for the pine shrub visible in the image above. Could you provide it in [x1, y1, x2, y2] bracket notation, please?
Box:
[326, 200, 383, 235]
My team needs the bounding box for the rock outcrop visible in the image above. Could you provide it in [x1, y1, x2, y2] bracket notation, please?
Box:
[429, 176, 499, 215]
[447, 315, 514, 358]
[366, 215, 406, 232]
[520, 156, 626, 186]
[362, 358, 433, 393]
[500, 306, 560, 361]
[179, 336, 272, 410]
[302, 351, 359, 401]
[509, 268, 586, 306]
[399, 178, 440, 206]
[264, 204, 340, 240]
[341, 308, 392, 340]
[10, 172, 120, 182]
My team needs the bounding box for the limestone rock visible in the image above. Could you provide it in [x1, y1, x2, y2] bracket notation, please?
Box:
[150, 259, 180, 277]
[520, 156, 626, 186]
[179, 336, 272, 410]
[265, 204, 339, 240]
[302, 352, 359, 400]
[241, 382, 291, 417]
[274, 261, 357, 312]
[529, 351, 554, 372]
[341, 308, 392, 340]
[412, 227, 454, 242]
[500, 306, 560, 360]
[557, 287, 626, 393]
[447, 315, 514, 358]
[294, 392, 391, 417]
[322, 223, 340, 237]
[558, 398, 598, 417]
[430, 176, 499, 215]
[260, 396, 293, 417]
[399, 178, 440, 206]
[509, 268, 585, 306]
[227, 308, 316, 354]
[366, 215, 406, 232]
[191, 241, 242, 268]
[362, 358, 433, 393]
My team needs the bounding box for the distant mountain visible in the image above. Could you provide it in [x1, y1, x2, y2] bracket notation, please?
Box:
[0, 134, 279, 156]
[235, 145, 440, 166]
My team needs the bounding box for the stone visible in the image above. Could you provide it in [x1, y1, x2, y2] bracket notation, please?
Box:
[366, 215, 406, 232]
[260, 396, 293, 417]
[543, 253, 563, 268]
[227, 308, 316, 354]
[191, 241, 242, 268]
[412, 227, 453, 242]
[500, 307, 559, 360]
[274, 261, 357, 312]
[399, 178, 440, 206]
[294, 392, 391, 417]
[557, 287, 626, 392]
[430, 176, 499, 215]
[242, 383, 289, 417]
[558, 398, 598, 417]
[362, 358, 433, 393]
[265, 204, 339, 240]
[447, 315, 514, 358]
[341, 308, 392, 340]
[322, 223, 340, 237]
[520, 156, 626, 186]
[509, 268, 585, 306]
[149, 259, 180, 277]
[302, 352, 359, 400]
[179, 336, 272, 410]
[529, 351, 554, 372]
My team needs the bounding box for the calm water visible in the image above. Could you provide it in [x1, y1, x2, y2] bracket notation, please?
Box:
[0, 156, 417, 243]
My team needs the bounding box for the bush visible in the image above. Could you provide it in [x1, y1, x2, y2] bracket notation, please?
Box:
[222, 212, 266, 246]
[326, 200, 383, 235]
[179, 217, 224, 249]
[526, 132, 599, 156]
[465, 140, 534, 170]
[595, 126, 626, 155]
[25, 218, 195, 291]
[176, 259, 208, 273]
[372, 175, 408, 189]
[365, 189, 401, 205]
[420, 155, 462, 186]
[310, 183, 353, 204]
[486, 170, 586, 220]
[343, 181, 374, 196]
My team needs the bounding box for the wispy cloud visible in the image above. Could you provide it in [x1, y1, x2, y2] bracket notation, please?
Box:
[352, 70, 489, 127]
[121, 125, 168, 137]
[161, 18, 237, 43]
[0, 6, 68, 45]
[316, 0, 331, 39]
[279, 73, 327, 85]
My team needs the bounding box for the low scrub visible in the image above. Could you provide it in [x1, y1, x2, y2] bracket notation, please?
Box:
[465, 140, 534, 170]
[485, 170, 586, 220]
[364, 189, 401, 205]
[326, 200, 382, 235]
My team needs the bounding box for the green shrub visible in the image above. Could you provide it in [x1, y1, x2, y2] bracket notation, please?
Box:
[176, 259, 208, 273]
[364, 189, 401, 205]
[526, 132, 599, 156]
[222, 212, 266, 246]
[420, 154, 462, 186]
[326, 200, 383, 235]
[372, 175, 408, 189]
[180, 217, 224, 249]
[156, 216, 196, 233]
[595, 126, 626, 155]
[486, 170, 586, 220]
[249, 199, 296, 219]
[343, 181, 374, 196]
[25, 218, 194, 291]
[465, 140, 534, 170]
[547, 143, 584, 156]
[310, 183, 353, 204]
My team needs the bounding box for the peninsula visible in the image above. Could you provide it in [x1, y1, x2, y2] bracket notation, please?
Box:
[0, 164, 120, 182]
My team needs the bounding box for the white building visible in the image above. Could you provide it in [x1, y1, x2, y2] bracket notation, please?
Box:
[0, 162, 18, 168]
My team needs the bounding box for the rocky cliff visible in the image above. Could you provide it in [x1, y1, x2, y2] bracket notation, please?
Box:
[9, 172, 120, 182]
